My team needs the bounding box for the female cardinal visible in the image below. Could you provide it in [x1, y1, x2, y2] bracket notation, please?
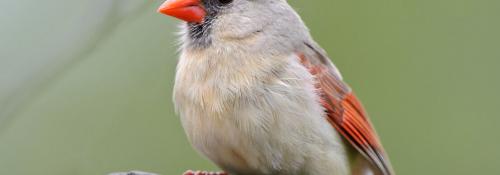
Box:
[158, 0, 395, 174]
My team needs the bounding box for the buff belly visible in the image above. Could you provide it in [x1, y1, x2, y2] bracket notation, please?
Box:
[174, 56, 350, 175]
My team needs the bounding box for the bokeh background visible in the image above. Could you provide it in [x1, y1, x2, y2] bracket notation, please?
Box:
[1, 0, 499, 174]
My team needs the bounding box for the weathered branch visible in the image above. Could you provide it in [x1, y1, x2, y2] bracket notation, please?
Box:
[108, 171, 158, 175]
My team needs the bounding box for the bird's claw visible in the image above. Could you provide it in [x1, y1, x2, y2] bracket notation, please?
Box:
[183, 170, 227, 175]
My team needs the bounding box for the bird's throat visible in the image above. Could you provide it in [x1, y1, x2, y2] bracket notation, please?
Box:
[186, 15, 214, 48]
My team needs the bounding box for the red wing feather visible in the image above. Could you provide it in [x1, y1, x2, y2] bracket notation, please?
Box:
[298, 53, 394, 175]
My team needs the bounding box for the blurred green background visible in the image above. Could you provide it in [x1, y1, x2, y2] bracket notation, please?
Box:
[0, 0, 499, 174]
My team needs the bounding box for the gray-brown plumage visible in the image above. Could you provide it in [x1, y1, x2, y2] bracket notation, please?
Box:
[157, 0, 395, 174]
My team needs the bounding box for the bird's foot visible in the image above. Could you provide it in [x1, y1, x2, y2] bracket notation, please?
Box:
[183, 170, 227, 175]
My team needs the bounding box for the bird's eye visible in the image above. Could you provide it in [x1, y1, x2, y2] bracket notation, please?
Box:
[218, 0, 233, 5]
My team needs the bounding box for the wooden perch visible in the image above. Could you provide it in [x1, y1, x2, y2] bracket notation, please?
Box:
[108, 171, 158, 175]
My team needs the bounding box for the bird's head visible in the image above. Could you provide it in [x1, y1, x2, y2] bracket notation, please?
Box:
[158, 0, 309, 50]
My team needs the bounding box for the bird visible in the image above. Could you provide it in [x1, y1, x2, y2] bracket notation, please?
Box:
[157, 0, 395, 174]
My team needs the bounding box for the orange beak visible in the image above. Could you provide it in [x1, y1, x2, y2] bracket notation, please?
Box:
[157, 0, 206, 23]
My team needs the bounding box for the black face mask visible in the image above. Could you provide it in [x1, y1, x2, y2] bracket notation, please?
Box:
[187, 0, 234, 48]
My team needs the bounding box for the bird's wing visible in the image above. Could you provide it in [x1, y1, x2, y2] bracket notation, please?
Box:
[298, 42, 395, 175]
